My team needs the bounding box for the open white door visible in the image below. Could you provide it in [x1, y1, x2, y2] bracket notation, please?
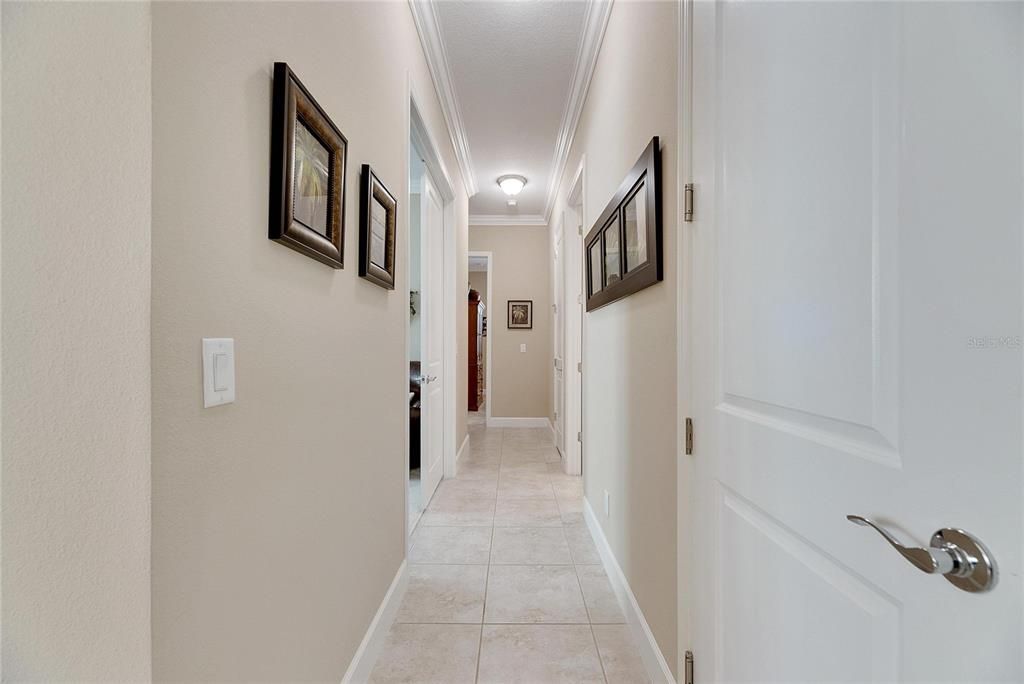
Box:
[553, 223, 566, 458]
[420, 173, 445, 505]
[687, 2, 1023, 681]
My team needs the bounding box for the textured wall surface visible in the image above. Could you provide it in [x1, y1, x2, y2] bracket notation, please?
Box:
[151, 2, 468, 680]
[1, 3, 153, 680]
[469, 226, 552, 419]
[549, 0, 679, 673]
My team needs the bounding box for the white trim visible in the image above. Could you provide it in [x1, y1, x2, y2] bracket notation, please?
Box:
[562, 158, 586, 477]
[468, 250, 494, 424]
[583, 499, 675, 684]
[486, 416, 551, 429]
[340, 561, 410, 684]
[407, 78, 459, 531]
[455, 433, 470, 466]
[676, 0, 695, 677]
[442, 197, 457, 481]
[469, 214, 548, 227]
[408, 0, 477, 197]
[542, 0, 613, 223]
[410, 86, 456, 203]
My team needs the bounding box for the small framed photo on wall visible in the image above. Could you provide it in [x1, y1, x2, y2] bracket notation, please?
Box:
[358, 164, 397, 289]
[507, 300, 533, 329]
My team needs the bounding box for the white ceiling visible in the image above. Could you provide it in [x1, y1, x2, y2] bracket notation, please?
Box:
[412, 1, 610, 224]
[435, 1, 586, 219]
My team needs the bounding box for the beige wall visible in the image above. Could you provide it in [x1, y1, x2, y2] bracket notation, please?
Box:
[1, 3, 153, 680]
[469, 226, 551, 419]
[550, 1, 679, 673]
[469, 270, 488, 305]
[151, 2, 468, 680]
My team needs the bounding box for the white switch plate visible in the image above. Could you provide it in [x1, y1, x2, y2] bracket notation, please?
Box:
[520, 343, 527, 353]
[202, 338, 235, 408]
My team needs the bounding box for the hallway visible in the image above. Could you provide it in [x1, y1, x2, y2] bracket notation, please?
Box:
[370, 423, 648, 683]
[7, 1, 1024, 681]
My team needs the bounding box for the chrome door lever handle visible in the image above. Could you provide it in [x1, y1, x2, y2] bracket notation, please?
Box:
[847, 515, 953, 574]
[847, 515, 998, 593]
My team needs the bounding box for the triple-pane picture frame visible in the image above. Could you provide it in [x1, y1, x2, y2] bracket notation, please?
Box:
[584, 137, 662, 311]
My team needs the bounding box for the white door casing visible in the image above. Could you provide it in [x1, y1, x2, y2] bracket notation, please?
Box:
[554, 221, 566, 458]
[563, 161, 586, 476]
[686, 2, 1023, 682]
[421, 172, 445, 506]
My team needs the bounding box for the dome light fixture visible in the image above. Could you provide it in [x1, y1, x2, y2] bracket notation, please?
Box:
[497, 174, 527, 197]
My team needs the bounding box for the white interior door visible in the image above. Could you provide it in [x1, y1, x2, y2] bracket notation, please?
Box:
[553, 225, 566, 457]
[421, 173, 445, 505]
[688, 2, 1023, 682]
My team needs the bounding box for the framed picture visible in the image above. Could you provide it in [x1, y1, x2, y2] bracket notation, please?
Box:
[585, 136, 662, 311]
[359, 165, 397, 289]
[269, 62, 347, 268]
[508, 300, 533, 329]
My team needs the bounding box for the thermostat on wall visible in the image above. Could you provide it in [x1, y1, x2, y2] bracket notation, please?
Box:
[202, 338, 235, 408]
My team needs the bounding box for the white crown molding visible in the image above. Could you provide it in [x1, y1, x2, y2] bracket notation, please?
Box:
[543, 0, 613, 222]
[470, 214, 548, 227]
[408, 0, 478, 197]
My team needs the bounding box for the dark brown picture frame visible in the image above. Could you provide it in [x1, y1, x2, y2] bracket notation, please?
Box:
[359, 165, 398, 289]
[508, 300, 533, 329]
[269, 62, 347, 268]
[585, 136, 662, 311]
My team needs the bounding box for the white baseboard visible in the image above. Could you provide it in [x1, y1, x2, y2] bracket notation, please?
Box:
[341, 561, 409, 683]
[583, 499, 675, 683]
[455, 433, 470, 468]
[486, 416, 550, 428]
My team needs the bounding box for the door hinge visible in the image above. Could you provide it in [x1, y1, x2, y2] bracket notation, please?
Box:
[553, 303, 558, 314]
[685, 417, 694, 455]
[577, 293, 583, 305]
[685, 651, 694, 684]
[577, 431, 583, 444]
[684, 183, 694, 222]
[577, 225, 583, 236]
[577, 362, 582, 373]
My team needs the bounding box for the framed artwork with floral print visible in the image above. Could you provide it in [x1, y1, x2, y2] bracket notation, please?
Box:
[507, 300, 533, 329]
[269, 62, 347, 268]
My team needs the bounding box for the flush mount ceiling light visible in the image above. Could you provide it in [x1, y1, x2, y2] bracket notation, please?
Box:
[497, 174, 527, 197]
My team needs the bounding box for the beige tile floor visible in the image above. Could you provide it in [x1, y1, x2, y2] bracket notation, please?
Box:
[370, 421, 650, 684]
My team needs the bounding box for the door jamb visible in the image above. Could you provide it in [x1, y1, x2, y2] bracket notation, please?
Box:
[468, 251, 493, 424]
[676, 0, 696, 677]
[564, 157, 586, 476]
[406, 76, 458, 550]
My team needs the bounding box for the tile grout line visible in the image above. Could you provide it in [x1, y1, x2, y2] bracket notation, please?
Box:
[475, 432, 500, 684]
[414, 425, 611, 682]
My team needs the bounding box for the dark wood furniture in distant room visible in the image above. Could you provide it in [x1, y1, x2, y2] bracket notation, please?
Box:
[409, 361, 421, 469]
[468, 290, 485, 411]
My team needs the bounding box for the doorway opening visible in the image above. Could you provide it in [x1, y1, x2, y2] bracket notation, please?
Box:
[408, 146, 426, 531]
[559, 158, 585, 476]
[406, 92, 458, 539]
[468, 252, 492, 426]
